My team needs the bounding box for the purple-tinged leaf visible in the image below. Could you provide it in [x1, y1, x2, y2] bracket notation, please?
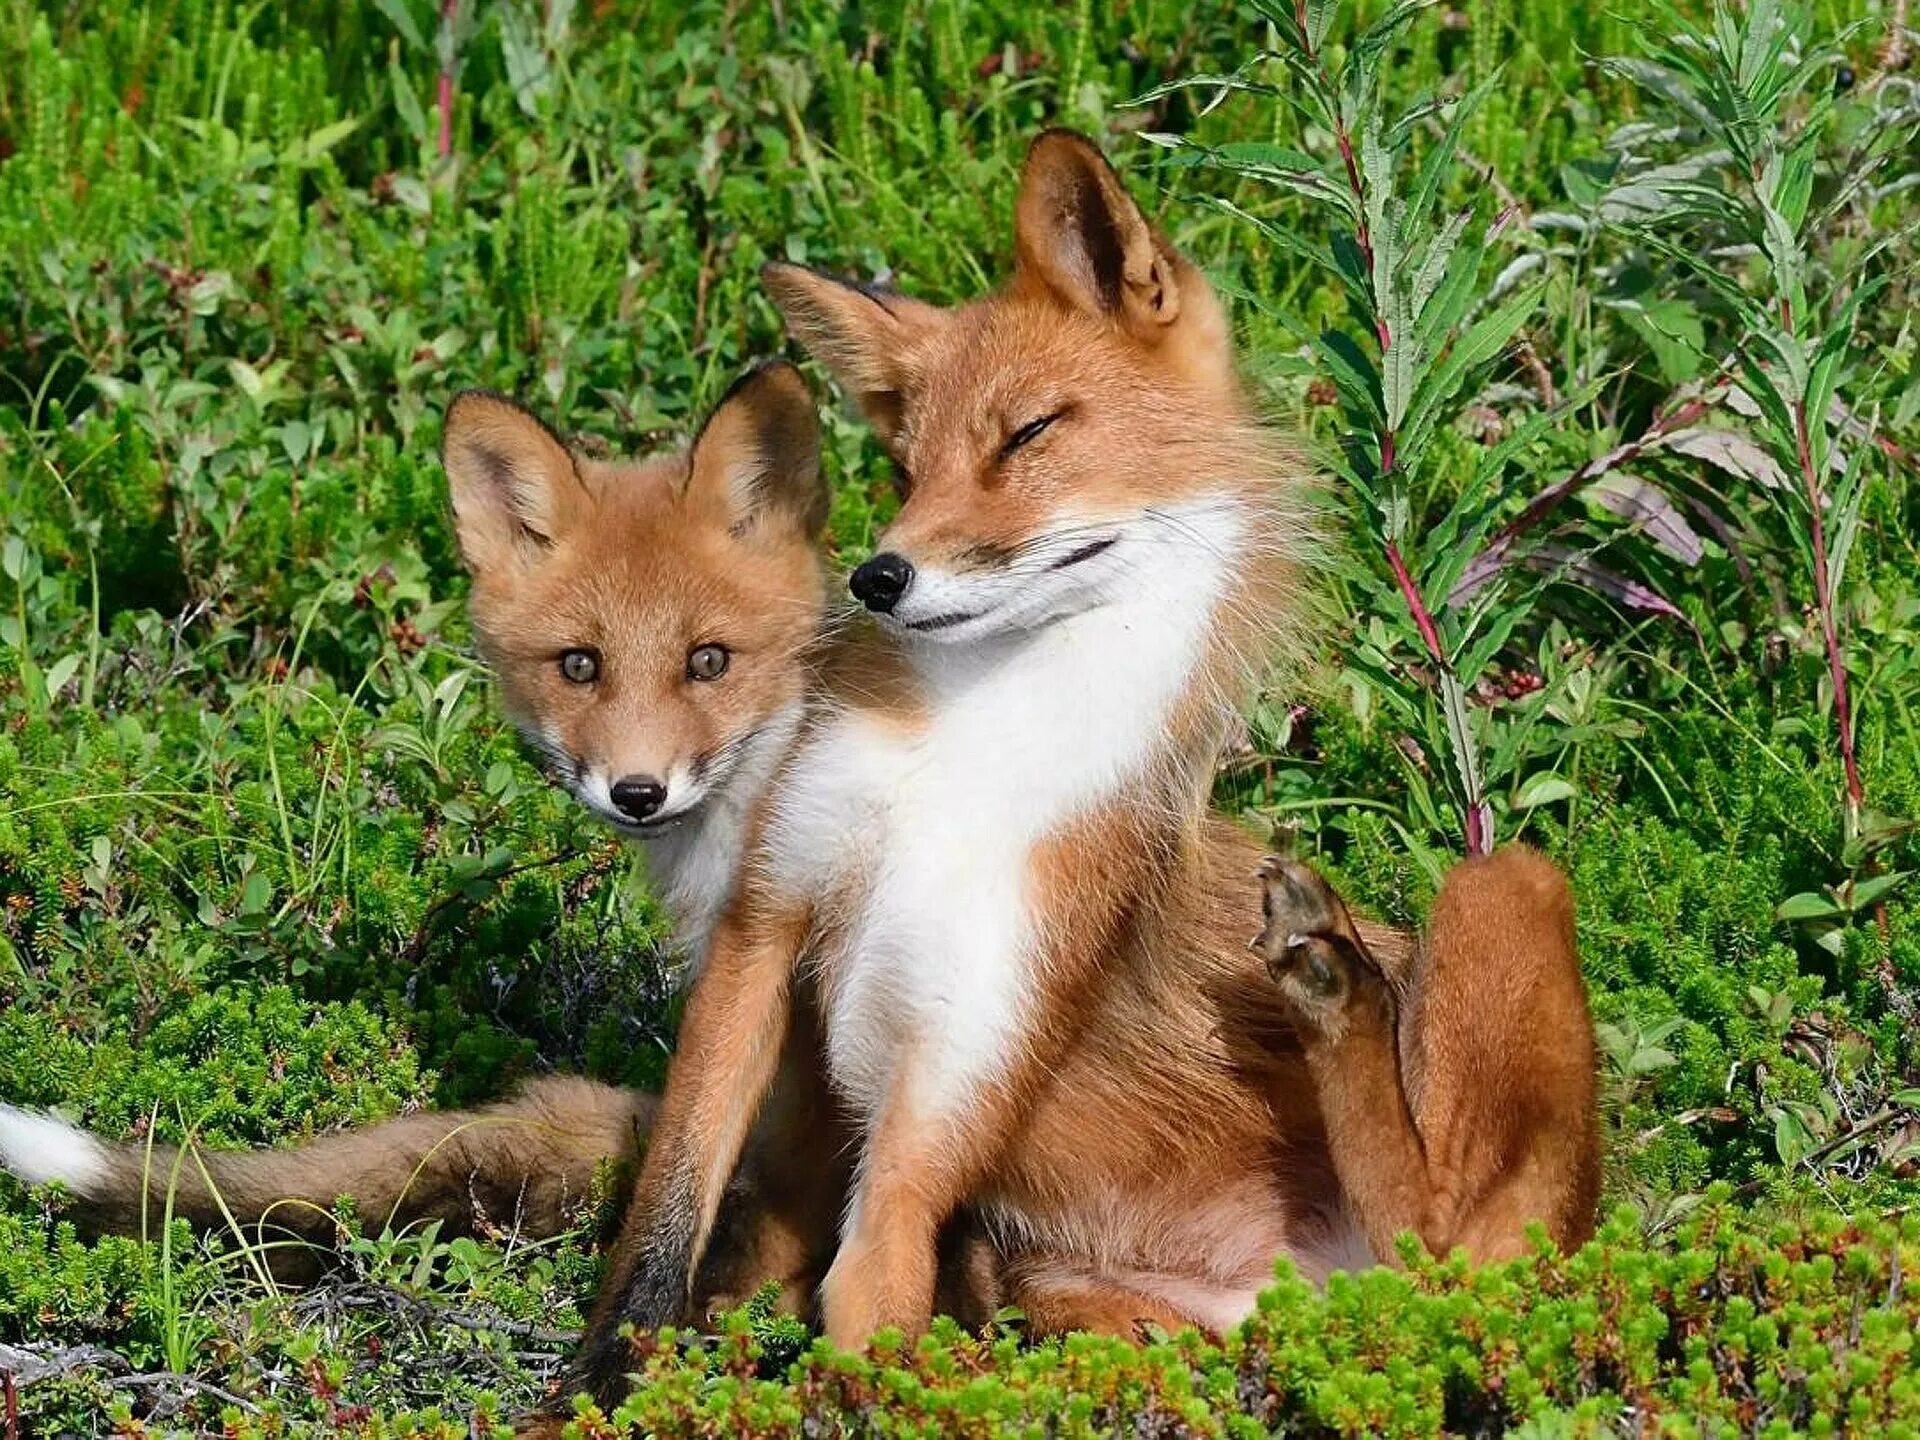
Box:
[1659, 423, 1789, 489]
[1449, 543, 1510, 606]
[1679, 490, 1755, 581]
[1590, 473, 1705, 564]
[1446, 432, 1644, 607]
[1525, 543, 1688, 621]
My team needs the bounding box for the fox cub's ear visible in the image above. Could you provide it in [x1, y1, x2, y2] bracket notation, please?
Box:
[685, 361, 827, 542]
[1014, 129, 1181, 335]
[760, 263, 945, 444]
[441, 392, 584, 573]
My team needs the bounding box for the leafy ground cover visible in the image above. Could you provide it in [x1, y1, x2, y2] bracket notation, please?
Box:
[1, 0, 1917, 1433]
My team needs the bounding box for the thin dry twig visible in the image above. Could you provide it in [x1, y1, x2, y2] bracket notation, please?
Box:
[291, 1281, 581, 1346]
[0, 1341, 261, 1416]
[1875, 0, 1912, 80]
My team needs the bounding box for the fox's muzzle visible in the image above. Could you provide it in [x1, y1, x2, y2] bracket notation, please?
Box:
[850, 552, 914, 613]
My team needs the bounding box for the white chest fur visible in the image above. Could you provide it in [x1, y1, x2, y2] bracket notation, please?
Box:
[764, 500, 1245, 1129]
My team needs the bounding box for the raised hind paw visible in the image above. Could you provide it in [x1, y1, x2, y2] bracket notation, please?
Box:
[1254, 857, 1389, 1042]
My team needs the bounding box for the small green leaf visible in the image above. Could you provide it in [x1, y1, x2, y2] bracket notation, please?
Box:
[1775, 890, 1842, 922]
[1512, 773, 1577, 810]
[280, 420, 315, 466]
[240, 870, 273, 916]
[43, 652, 82, 698]
[1773, 1107, 1815, 1167]
[229, 358, 265, 399]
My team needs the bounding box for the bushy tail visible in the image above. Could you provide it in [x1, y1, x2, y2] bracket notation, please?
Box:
[0, 1078, 652, 1274]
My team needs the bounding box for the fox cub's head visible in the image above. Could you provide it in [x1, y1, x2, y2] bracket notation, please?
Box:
[764, 129, 1254, 643]
[441, 364, 827, 834]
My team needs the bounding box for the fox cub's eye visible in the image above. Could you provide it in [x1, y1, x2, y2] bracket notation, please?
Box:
[559, 649, 599, 684]
[998, 408, 1067, 462]
[687, 643, 730, 682]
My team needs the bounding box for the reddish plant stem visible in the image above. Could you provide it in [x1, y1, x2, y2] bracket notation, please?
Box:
[436, 0, 459, 161]
[1297, 7, 1377, 276]
[1300, 12, 1490, 852]
[1799, 392, 1898, 971]
[1463, 791, 1490, 855]
[1387, 539, 1490, 854]
[1793, 399, 1865, 824]
[1384, 541, 1444, 664]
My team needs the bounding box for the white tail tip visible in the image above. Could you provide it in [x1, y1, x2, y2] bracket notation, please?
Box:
[0, 1103, 110, 1194]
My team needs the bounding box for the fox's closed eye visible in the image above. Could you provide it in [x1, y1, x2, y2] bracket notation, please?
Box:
[998, 407, 1069, 461]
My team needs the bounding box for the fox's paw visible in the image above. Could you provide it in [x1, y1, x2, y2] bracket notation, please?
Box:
[1256, 854, 1347, 941]
[1255, 857, 1387, 1042]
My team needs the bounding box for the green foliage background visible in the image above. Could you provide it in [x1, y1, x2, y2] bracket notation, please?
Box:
[0, 0, 1916, 1432]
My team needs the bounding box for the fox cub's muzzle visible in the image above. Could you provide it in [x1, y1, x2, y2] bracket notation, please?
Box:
[610, 775, 668, 823]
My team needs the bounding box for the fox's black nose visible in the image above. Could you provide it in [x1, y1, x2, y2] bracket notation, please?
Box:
[610, 775, 667, 822]
[850, 552, 914, 613]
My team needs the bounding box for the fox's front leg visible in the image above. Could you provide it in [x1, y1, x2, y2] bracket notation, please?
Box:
[819, 1077, 1020, 1347]
[691, 997, 852, 1319]
[565, 896, 810, 1404]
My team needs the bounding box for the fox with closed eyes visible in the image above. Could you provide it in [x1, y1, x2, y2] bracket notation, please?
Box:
[582, 126, 1598, 1402]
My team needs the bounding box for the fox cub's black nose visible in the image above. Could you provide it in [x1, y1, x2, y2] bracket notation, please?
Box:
[850, 552, 914, 613]
[610, 776, 667, 822]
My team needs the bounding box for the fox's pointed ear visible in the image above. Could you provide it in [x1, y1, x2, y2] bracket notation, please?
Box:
[441, 391, 585, 573]
[1014, 129, 1181, 334]
[760, 263, 943, 442]
[684, 361, 827, 542]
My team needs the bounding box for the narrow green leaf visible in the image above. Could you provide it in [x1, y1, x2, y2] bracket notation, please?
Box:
[1400, 284, 1542, 463]
[1410, 225, 1486, 358]
[1825, 444, 1871, 601]
[1312, 330, 1385, 427]
[1406, 72, 1498, 232]
[390, 56, 427, 146]
[372, 0, 426, 50]
[1846, 870, 1909, 911]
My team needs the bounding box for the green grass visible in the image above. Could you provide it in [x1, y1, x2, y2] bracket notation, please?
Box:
[1, 0, 1917, 1433]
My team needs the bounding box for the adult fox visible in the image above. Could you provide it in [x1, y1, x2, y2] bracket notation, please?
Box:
[579, 127, 1599, 1398]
